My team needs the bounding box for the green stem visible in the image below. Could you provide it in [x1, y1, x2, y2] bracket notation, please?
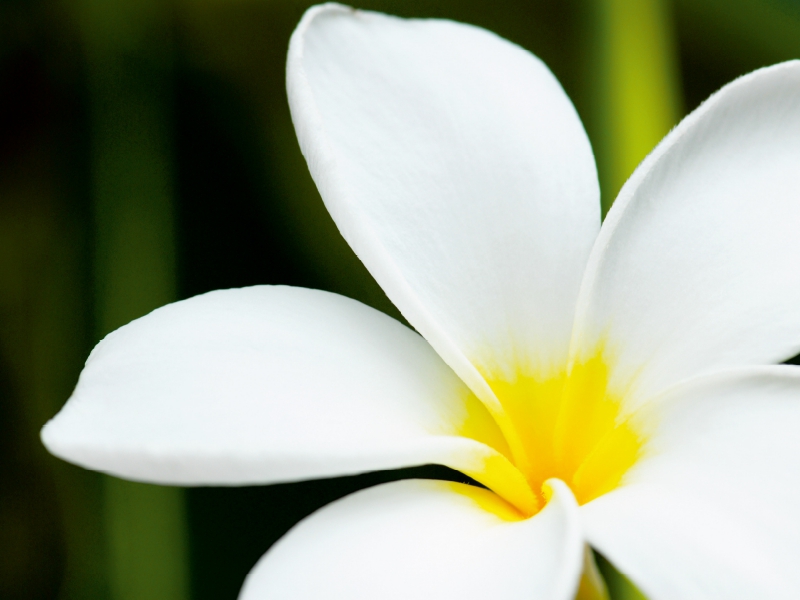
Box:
[77, 1, 190, 598]
[592, 0, 683, 211]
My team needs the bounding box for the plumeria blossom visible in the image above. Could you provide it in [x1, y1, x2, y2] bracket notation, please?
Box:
[41, 3, 800, 599]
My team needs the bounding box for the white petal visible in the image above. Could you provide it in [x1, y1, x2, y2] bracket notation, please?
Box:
[572, 61, 800, 405]
[240, 478, 583, 600]
[41, 286, 516, 492]
[288, 5, 600, 408]
[581, 366, 800, 599]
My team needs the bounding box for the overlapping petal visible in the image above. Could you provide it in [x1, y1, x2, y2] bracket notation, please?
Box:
[41, 286, 519, 490]
[582, 367, 800, 599]
[572, 62, 800, 407]
[288, 4, 600, 412]
[240, 478, 584, 600]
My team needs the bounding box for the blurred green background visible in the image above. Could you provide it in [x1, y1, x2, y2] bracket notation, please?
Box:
[1, 0, 799, 598]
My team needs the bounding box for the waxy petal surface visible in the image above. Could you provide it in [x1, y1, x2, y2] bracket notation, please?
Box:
[240, 478, 584, 600]
[573, 61, 800, 406]
[41, 286, 514, 488]
[288, 4, 600, 410]
[582, 367, 800, 599]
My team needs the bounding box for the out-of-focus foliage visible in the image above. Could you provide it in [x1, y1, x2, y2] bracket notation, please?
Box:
[1, 0, 799, 599]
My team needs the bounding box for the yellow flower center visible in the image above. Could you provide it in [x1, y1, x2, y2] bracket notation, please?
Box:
[460, 344, 643, 518]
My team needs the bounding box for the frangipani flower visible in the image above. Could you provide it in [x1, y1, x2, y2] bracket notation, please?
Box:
[41, 3, 800, 599]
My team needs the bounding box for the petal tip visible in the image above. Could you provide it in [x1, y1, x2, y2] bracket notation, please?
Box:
[40, 413, 74, 465]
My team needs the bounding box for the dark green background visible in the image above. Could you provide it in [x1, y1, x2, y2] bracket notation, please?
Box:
[2, 0, 800, 598]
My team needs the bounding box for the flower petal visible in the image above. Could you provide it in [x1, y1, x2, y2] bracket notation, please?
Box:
[41, 286, 519, 496]
[240, 478, 584, 600]
[288, 4, 600, 410]
[572, 61, 800, 405]
[581, 366, 800, 599]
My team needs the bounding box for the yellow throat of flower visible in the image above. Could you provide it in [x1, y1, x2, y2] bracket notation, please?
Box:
[464, 345, 643, 518]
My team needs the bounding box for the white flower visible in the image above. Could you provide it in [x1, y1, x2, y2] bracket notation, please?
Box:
[41, 3, 800, 599]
